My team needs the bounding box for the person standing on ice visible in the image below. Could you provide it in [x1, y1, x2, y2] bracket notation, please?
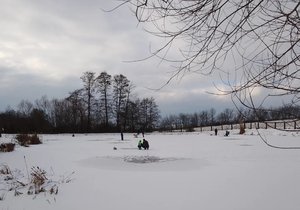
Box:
[225, 130, 230, 136]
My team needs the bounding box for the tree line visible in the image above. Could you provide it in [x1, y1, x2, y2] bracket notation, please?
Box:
[159, 106, 300, 132]
[1, 71, 299, 134]
[0, 71, 160, 133]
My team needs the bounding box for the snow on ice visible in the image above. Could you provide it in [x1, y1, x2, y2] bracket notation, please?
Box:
[0, 129, 300, 210]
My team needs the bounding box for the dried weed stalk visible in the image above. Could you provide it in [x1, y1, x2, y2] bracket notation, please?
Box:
[0, 164, 73, 200]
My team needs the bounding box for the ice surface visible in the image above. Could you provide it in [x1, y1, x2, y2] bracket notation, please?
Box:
[0, 130, 300, 210]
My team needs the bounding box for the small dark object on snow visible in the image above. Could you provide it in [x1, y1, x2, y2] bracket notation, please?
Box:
[142, 139, 149, 150]
[72, 134, 75, 137]
[225, 130, 230, 137]
[214, 128, 218, 136]
[113, 147, 117, 150]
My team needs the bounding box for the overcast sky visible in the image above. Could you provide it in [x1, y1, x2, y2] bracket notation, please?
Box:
[0, 0, 253, 116]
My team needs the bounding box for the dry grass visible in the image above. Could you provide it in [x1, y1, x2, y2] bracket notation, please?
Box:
[0, 143, 15, 152]
[239, 123, 246, 134]
[0, 164, 12, 175]
[28, 166, 47, 194]
[15, 134, 42, 146]
[0, 164, 72, 200]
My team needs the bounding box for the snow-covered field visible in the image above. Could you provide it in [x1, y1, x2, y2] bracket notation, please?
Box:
[1, 129, 300, 210]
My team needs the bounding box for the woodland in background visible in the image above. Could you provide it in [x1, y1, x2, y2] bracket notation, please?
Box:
[159, 106, 300, 132]
[0, 71, 160, 133]
[0, 70, 299, 134]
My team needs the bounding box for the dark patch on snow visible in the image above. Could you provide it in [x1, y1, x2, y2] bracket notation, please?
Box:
[123, 156, 180, 164]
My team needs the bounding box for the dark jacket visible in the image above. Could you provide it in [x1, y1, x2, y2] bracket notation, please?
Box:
[142, 139, 149, 150]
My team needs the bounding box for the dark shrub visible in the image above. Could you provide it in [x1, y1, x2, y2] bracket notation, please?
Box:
[15, 134, 42, 146]
[29, 134, 42, 145]
[186, 127, 195, 132]
[15, 134, 28, 146]
[0, 143, 15, 152]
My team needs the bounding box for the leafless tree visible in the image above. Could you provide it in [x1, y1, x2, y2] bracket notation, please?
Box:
[112, 74, 131, 129]
[96, 72, 112, 128]
[217, 108, 235, 125]
[17, 100, 34, 117]
[118, 0, 299, 114]
[80, 71, 97, 132]
[139, 97, 160, 130]
[114, 0, 300, 147]
[35, 95, 52, 123]
[66, 89, 86, 132]
[209, 108, 216, 125]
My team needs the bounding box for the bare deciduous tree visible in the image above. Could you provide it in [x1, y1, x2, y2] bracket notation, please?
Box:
[81, 71, 97, 132]
[17, 100, 34, 117]
[96, 72, 112, 128]
[115, 0, 300, 148]
[112, 74, 131, 129]
[118, 0, 299, 112]
[66, 89, 86, 132]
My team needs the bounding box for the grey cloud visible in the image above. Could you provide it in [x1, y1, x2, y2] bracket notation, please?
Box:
[0, 0, 280, 115]
[0, 69, 80, 110]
